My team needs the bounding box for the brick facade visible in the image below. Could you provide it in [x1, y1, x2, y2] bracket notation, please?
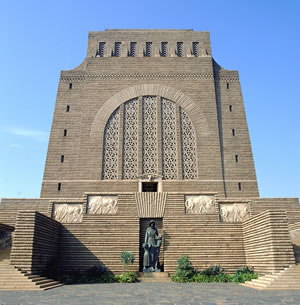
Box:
[1, 30, 299, 276]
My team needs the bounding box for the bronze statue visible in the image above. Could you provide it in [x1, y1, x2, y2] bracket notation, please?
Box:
[143, 220, 162, 272]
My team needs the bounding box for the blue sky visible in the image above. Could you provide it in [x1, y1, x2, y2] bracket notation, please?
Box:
[0, 0, 299, 199]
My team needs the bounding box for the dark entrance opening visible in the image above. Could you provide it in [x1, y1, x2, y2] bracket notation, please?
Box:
[142, 182, 158, 192]
[139, 218, 164, 272]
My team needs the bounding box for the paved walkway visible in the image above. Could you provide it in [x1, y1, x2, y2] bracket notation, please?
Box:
[1, 283, 300, 305]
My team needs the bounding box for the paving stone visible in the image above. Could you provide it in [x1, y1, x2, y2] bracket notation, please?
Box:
[1, 283, 300, 305]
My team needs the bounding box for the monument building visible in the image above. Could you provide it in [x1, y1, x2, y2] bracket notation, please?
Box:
[0, 30, 299, 287]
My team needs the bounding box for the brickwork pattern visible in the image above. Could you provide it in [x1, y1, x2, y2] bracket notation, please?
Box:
[10, 211, 60, 274]
[242, 210, 295, 275]
[41, 30, 258, 198]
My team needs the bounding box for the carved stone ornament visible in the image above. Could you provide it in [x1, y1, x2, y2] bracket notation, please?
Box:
[53, 204, 83, 223]
[219, 203, 250, 223]
[87, 196, 118, 215]
[185, 195, 215, 214]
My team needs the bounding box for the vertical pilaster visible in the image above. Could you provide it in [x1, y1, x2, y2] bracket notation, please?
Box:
[138, 96, 143, 176]
[157, 97, 163, 177]
[117, 104, 124, 179]
[176, 106, 183, 179]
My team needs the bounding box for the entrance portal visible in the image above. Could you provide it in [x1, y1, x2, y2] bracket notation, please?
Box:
[139, 218, 163, 271]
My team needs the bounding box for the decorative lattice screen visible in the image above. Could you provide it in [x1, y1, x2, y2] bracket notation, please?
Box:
[102, 97, 197, 180]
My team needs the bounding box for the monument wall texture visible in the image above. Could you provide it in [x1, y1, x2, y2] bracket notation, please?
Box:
[41, 29, 258, 199]
[1, 29, 299, 276]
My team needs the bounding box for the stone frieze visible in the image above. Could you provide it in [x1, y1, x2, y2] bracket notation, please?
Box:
[184, 195, 215, 214]
[219, 203, 250, 223]
[87, 196, 118, 215]
[53, 204, 83, 223]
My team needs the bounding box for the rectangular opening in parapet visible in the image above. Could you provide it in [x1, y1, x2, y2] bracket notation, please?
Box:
[142, 182, 158, 192]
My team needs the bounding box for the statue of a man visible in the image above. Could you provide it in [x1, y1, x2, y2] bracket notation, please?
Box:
[143, 220, 162, 271]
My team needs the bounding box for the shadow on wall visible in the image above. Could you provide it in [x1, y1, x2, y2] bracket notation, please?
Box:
[0, 231, 12, 261]
[58, 225, 113, 273]
[57, 223, 138, 275]
[43, 226, 111, 281]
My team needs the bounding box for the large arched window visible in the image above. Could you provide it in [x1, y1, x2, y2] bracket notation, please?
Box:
[102, 96, 198, 180]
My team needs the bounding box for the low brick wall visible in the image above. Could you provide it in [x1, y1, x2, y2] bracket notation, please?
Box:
[242, 210, 295, 275]
[10, 211, 60, 274]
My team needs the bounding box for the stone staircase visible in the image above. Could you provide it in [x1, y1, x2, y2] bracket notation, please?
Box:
[0, 259, 63, 290]
[243, 264, 300, 290]
[137, 272, 171, 282]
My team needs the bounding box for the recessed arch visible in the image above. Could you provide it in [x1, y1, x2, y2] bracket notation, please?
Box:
[90, 84, 209, 138]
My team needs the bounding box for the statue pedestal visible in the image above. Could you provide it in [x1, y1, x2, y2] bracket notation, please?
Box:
[142, 267, 161, 272]
[137, 272, 170, 282]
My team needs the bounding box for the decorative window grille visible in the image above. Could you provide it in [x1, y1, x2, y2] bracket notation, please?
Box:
[180, 108, 197, 179]
[192, 42, 199, 57]
[114, 42, 121, 57]
[177, 42, 183, 57]
[145, 42, 152, 57]
[161, 98, 177, 179]
[102, 96, 198, 180]
[161, 42, 168, 57]
[97, 42, 105, 57]
[142, 96, 158, 175]
[122, 98, 138, 179]
[102, 107, 120, 179]
[130, 42, 137, 57]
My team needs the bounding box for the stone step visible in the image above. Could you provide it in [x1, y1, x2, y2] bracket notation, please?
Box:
[267, 285, 300, 289]
[0, 260, 63, 290]
[244, 264, 300, 290]
[38, 281, 63, 289]
[137, 272, 170, 278]
[42, 283, 64, 290]
[137, 272, 171, 282]
[139, 277, 171, 283]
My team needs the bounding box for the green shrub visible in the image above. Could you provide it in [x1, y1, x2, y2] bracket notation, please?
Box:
[57, 264, 117, 284]
[232, 266, 257, 283]
[191, 273, 232, 283]
[120, 251, 135, 271]
[117, 272, 137, 283]
[173, 255, 195, 281]
[235, 266, 254, 275]
[86, 264, 108, 278]
[171, 275, 192, 282]
[201, 265, 224, 276]
[232, 272, 258, 283]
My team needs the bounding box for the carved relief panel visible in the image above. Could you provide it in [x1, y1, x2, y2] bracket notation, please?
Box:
[53, 204, 83, 223]
[184, 195, 215, 214]
[219, 203, 250, 222]
[87, 196, 118, 215]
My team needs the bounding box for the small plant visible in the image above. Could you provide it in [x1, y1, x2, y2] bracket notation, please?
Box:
[201, 265, 225, 276]
[232, 266, 257, 283]
[116, 271, 137, 283]
[232, 272, 258, 283]
[86, 264, 107, 278]
[235, 266, 254, 275]
[120, 251, 135, 271]
[191, 273, 232, 283]
[172, 255, 195, 282]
